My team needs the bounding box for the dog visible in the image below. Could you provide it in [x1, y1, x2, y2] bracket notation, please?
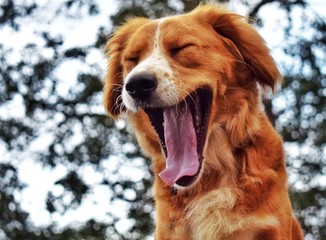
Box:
[103, 4, 303, 240]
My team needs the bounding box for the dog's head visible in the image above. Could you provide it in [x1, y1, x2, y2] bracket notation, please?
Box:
[103, 5, 281, 188]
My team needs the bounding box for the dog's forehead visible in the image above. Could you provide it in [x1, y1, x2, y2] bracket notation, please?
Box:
[158, 15, 201, 38]
[128, 15, 200, 43]
[125, 21, 157, 50]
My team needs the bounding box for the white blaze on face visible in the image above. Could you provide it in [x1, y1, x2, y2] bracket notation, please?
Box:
[122, 19, 178, 111]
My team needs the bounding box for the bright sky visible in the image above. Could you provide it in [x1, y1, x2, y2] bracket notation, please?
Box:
[1, 0, 128, 231]
[1, 0, 325, 237]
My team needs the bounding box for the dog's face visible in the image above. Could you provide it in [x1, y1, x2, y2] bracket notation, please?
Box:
[104, 5, 281, 189]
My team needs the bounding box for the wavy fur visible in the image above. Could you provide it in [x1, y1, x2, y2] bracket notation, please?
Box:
[103, 4, 303, 240]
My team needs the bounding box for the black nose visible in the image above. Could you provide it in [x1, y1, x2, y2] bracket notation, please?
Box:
[125, 73, 157, 101]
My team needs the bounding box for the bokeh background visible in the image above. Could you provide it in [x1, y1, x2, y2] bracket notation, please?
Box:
[0, 0, 325, 239]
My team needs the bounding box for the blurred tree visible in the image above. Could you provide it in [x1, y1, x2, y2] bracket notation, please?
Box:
[0, 0, 325, 240]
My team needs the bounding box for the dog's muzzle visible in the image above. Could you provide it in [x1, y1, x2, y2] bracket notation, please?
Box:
[125, 72, 158, 101]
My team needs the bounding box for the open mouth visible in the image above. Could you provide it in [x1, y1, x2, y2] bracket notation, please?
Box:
[145, 88, 212, 187]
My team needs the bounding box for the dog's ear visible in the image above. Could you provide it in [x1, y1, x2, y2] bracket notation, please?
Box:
[103, 18, 149, 118]
[192, 5, 282, 91]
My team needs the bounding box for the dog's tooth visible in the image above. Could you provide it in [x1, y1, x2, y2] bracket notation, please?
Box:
[196, 115, 200, 129]
[195, 97, 201, 131]
[195, 115, 200, 132]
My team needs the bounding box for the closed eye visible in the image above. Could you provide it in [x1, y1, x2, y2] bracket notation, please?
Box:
[170, 43, 195, 56]
[125, 56, 139, 64]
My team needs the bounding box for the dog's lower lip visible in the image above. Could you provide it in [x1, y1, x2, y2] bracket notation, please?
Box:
[145, 88, 212, 187]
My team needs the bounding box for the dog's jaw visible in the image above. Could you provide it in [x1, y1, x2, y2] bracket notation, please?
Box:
[144, 89, 212, 188]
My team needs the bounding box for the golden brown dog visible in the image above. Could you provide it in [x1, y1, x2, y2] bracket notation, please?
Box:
[103, 4, 303, 240]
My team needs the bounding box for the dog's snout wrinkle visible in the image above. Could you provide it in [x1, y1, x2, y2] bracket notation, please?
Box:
[126, 72, 158, 101]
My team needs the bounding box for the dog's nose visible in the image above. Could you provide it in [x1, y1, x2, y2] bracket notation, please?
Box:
[126, 73, 157, 100]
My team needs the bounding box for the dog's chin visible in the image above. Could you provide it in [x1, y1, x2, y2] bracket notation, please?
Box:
[143, 88, 212, 188]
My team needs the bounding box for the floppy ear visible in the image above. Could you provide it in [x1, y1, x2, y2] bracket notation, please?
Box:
[103, 18, 149, 118]
[192, 5, 282, 91]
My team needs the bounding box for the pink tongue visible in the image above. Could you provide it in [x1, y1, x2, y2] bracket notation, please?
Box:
[159, 103, 199, 186]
